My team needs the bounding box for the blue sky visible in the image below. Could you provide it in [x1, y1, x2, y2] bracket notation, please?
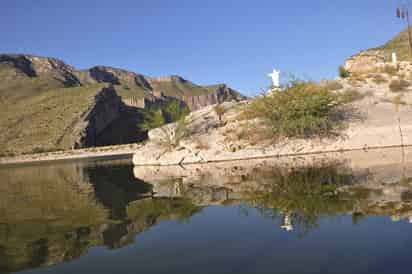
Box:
[0, 0, 406, 95]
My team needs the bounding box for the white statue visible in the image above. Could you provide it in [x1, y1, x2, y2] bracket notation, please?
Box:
[280, 213, 294, 232]
[268, 69, 280, 88]
[392, 52, 398, 65]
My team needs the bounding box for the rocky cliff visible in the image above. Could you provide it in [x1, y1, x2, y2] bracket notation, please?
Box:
[73, 86, 123, 148]
[82, 66, 245, 111]
[0, 54, 244, 107]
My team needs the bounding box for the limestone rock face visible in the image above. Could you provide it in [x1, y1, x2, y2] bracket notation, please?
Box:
[344, 50, 387, 74]
[88, 66, 152, 89]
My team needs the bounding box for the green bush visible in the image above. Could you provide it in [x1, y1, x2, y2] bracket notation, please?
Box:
[338, 66, 350, 78]
[163, 100, 190, 123]
[139, 100, 190, 132]
[389, 79, 411, 92]
[244, 81, 344, 138]
[139, 109, 165, 131]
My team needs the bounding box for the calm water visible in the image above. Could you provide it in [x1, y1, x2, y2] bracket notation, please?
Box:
[2, 151, 412, 274]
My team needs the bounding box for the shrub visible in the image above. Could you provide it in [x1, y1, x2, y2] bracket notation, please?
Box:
[139, 109, 165, 130]
[213, 104, 225, 123]
[389, 79, 411, 92]
[339, 89, 366, 103]
[338, 66, 350, 78]
[157, 118, 190, 150]
[243, 81, 344, 138]
[163, 100, 190, 123]
[139, 100, 190, 131]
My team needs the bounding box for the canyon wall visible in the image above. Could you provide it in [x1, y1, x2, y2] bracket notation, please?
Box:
[74, 86, 123, 148]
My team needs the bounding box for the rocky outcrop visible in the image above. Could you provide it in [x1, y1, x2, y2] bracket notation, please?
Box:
[147, 75, 186, 83]
[0, 54, 81, 86]
[180, 84, 245, 111]
[87, 66, 153, 90]
[132, 96, 412, 166]
[343, 50, 387, 74]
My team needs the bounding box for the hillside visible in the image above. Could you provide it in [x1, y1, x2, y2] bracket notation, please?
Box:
[0, 54, 244, 155]
[344, 28, 412, 72]
[377, 27, 412, 61]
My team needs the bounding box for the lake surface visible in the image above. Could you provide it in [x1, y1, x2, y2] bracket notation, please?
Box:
[2, 149, 412, 274]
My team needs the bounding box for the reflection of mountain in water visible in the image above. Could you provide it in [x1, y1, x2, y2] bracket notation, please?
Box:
[3, 148, 412, 273]
[0, 161, 201, 274]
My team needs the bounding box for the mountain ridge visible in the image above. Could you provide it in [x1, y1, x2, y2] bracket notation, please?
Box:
[0, 53, 244, 107]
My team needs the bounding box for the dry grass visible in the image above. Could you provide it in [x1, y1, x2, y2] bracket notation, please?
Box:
[321, 80, 344, 91]
[339, 89, 368, 103]
[0, 80, 107, 155]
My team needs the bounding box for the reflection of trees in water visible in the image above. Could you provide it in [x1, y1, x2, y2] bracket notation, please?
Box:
[243, 163, 359, 235]
[0, 162, 201, 273]
[0, 163, 109, 273]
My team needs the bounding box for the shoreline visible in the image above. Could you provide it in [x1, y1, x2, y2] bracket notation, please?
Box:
[133, 144, 412, 167]
[2, 143, 410, 167]
[0, 145, 139, 166]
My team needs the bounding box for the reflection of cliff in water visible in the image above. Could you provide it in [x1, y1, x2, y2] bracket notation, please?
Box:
[0, 161, 201, 273]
